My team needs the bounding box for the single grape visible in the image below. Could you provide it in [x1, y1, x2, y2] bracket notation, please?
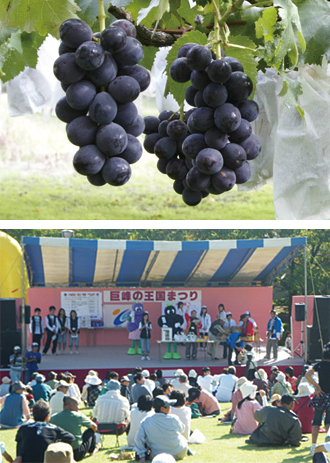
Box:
[112, 19, 137, 38]
[143, 133, 162, 153]
[119, 134, 143, 164]
[183, 108, 196, 123]
[75, 41, 105, 70]
[154, 137, 177, 159]
[235, 161, 251, 183]
[177, 43, 197, 58]
[108, 76, 140, 103]
[203, 83, 228, 108]
[166, 120, 188, 140]
[158, 120, 170, 137]
[211, 167, 236, 192]
[53, 53, 85, 84]
[87, 171, 106, 187]
[59, 19, 93, 48]
[182, 134, 207, 159]
[186, 45, 212, 71]
[240, 134, 262, 160]
[143, 116, 160, 135]
[166, 158, 188, 180]
[229, 119, 252, 144]
[221, 143, 247, 169]
[223, 57, 244, 72]
[101, 26, 127, 53]
[214, 103, 241, 133]
[190, 70, 211, 91]
[169, 58, 191, 83]
[186, 166, 211, 191]
[194, 91, 208, 108]
[113, 102, 138, 127]
[204, 127, 228, 151]
[236, 99, 259, 122]
[59, 42, 76, 55]
[126, 115, 145, 137]
[173, 179, 185, 195]
[196, 148, 224, 175]
[185, 157, 194, 170]
[157, 158, 171, 174]
[118, 65, 151, 91]
[66, 116, 98, 146]
[66, 80, 96, 110]
[55, 97, 88, 123]
[185, 86, 199, 106]
[89, 92, 118, 125]
[188, 107, 215, 132]
[86, 52, 118, 87]
[96, 123, 128, 157]
[182, 188, 202, 206]
[207, 59, 232, 84]
[206, 184, 223, 195]
[225, 71, 253, 101]
[73, 145, 106, 176]
[159, 110, 177, 121]
[113, 37, 144, 66]
[101, 157, 132, 186]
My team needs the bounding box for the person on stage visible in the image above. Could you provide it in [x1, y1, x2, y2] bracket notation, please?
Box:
[265, 309, 283, 360]
[199, 306, 211, 351]
[57, 308, 68, 355]
[67, 310, 80, 355]
[43, 306, 58, 356]
[30, 308, 44, 350]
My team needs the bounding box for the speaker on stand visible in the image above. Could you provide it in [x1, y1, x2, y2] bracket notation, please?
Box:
[292, 303, 305, 358]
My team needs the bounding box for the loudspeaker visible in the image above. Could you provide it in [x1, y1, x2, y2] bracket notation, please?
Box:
[20, 305, 31, 324]
[295, 303, 305, 322]
[307, 326, 330, 361]
[313, 296, 330, 328]
[0, 299, 17, 331]
[0, 330, 21, 367]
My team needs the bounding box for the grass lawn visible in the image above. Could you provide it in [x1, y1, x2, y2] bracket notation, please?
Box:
[0, 95, 275, 220]
[1, 402, 313, 463]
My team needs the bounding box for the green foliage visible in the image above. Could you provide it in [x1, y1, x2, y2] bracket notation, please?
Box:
[139, 46, 159, 70]
[278, 74, 304, 118]
[137, 0, 170, 27]
[255, 7, 277, 41]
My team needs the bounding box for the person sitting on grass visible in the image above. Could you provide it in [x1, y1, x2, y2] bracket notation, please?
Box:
[134, 395, 188, 462]
[15, 399, 75, 463]
[131, 373, 152, 404]
[270, 393, 282, 407]
[175, 374, 191, 398]
[232, 381, 267, 435]
[220, 376, 247, 423]
[43, 442, 75, 463]
[32, 374, 52, 402]
[169, 390, 192, 441]
[293, 382, 315, 434]
[197, 367, 214, 394]
[162, 382, 174, 398]
[246, 394, 302, 447]
[127, 395, 154, 447]
[215, 366, 238, 403]
[0, 381, 30, 429]
[271, 372, 293, 397]
[49, 380, 71, 416]
[50, 396, 100, 461]
[285, 366, 298, 392]
[186, 386, 221, 416]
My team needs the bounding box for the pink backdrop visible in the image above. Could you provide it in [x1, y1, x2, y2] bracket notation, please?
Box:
[27, 286, 273, 346]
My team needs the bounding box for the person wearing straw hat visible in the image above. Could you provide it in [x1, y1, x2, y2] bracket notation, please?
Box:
[50, 380, 71, 416]
[86, 376, 102, 408]
[271, 372, 293, 397]
[270, 393, 282, 407]
[232, 381, 267, 435]
[252, 369, 270, 398]
[44, 442, 76, 463]
[0, 377, 11, 397]
[81, 371, 98, 404]
[0, 381, 30, 428]
[293, 382, 315, 433]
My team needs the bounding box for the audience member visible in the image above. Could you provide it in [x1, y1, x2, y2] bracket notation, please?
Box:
[142, 370, 155, 393]
[169, 390, 191, 440]
[171, 370, 184, 389]
[131, 373, 152, 404]
[252, 369, 269, 398]
[162, 382, 174, 398]
[150, 373, 160, 389]
[197, 367, 214, 393]
[151, 454, 176, 463]
[293, 382, 315, 434]
[43, 442, 75, 463]
[0, 377, 11, 397]
[66, 373, 81, 402]
[51, 396, 99, 461]
[81, 371, 98, 404]
[120, 376, 130, 401]
[175, 374, 191, 398]
[270, 393, 282, 407]
[24, 342, 41, 384]
[127, 395, 154, 447]
[85, 376, 102, 408]
[9, 346, 24, 383]
[247, 394, 302, 447]
[186, 387, 221, 416]
[0, 381, 30, 428]
[268, 366, 279, 391]
[232, 382, 267, 435]
[153, 387, 164, 398]
[220, 376, 247, 423]
[15, 399, 74, 463]
[45, 372, 59, 390]
[156, 370, 166, 387]
[50, 380, 71, 415]
[32, 375, 52, 402]
[92, 380, 130, 435]
[271, 372, 293, 396]
[0, 441, 13, 463]
[134, 396, 188, 461]
[216, 366, 238, 402]
[285, 366, 298, 392]
[294, 364, 310, 392]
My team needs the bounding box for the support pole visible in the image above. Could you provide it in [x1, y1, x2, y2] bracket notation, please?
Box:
[304, 245, 308, 363]
[21, 240, 26, 353]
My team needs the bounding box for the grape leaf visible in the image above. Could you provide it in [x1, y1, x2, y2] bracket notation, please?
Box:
[164, 29, 207, 106]
[178, 0, 200, 26]
[0, 0, 80, 37]
[224, 35, 258, 97]
[255, 7, 277, 42]
[137, 0, 170, 26]
[76, 0, 111, 28]
[126, 0, 152, 23]
[139, 46, 158, 70]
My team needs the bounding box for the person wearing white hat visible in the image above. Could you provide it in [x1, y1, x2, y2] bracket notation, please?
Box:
[0, 377, 11, 397]
[152, 454, 176, 463]
[188, 370, 198, 387]
[232, 381, 267, 435]
[50, 380, 71, 416]
[252, 369, 269, 397]
[271, 372, 293, 397]
[220, 376, 248, 423]
[142, 370, 155, 394]
[224, 312, 236, 331]
[171, 369, 184, 389]
[293, 382, 315, 434]
[86, 376, 102, 408]
[44, 442, 76, 463]
[81, 371, 98, 403]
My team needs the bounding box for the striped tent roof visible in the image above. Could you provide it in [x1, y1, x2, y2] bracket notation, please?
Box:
[22, 236, 306, 288]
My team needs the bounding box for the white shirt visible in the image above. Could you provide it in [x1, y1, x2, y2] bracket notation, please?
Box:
[197, 375, 214, 394]
[215, 374, 238, 402]
[324, 442, 330, 454]
[45, 315, 58, 333]
[199, 314, 211, 332]
[68, 383, 81, 401]
[93, 390, 130, 424]
[30, 315, 44, 334]
[224, 319, 236, 330]
[50, 391, 66, 415]
[127, 405, 154, 447]
[170, 406, 191, 440]
[171, 378, 181, 388]
[145, 379, 155, 393]
[175, 382, 191, 398]
[217, 311, 227, 322]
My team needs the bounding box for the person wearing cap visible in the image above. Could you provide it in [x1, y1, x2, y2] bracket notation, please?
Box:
[43, 306, 59, 355]
[44, 442, 76, 463]
[142, 370, 155, 394]
[0, 377, 11, 397]
[15, 399, 75, 463]
[271, 372, 293, 397]
[232, 381, 267, 435]
[187, 386, 221, 416]
[32, 374, 52, 402]
[0, 381, 30, 428]
[247, 394, 301, 446]
[81, 371, 98, 403]
[240, 314, 254, 344]
[188, 369, 198, 387]
[175, 374, 191, 398]
[9, 346, 24, 383]
[224, 312, 236, 331]
[51, 396, 99, 461]
[65, 373, 81, 402]
[86, 376, 102, 408]
[270, 393, 282, 407]
[46, 372, 59, 390]
[265, 309, 283, 360]
[171, 369, 184, 389]
[30, 307, 44, 350]
[50, 380, 71, 415]
[92, 380, 130, 435]
[127, 395, 154, 447]
[24, 342, 42, 384]
[199, 306, 211, 351]
[120, 376, 130, 401]
[131, 373, 152, 404]
[293, 382, 315, 433]
[134, 395, 188, 461]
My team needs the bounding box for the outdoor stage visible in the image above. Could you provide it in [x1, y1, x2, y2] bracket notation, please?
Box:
[0, 341, 305, 388]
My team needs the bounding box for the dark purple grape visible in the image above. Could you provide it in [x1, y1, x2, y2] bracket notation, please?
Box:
[190, 70, 211, 91]
[166, 120, 188, 140]
[207, 59, 232, 84]
[236, 100, 259, 122]
[203, 83, 228, 108]
[87, 171, 106, 186]
[59, 42, 76, 55]
[182, 134, 207, 159]
[111, 19, 137, 38]
[96, 123, 128, 157]
[113, 102, 138, 127]
[75, 41, 105, 70]
[66, 80, 96, 110]
[73, 145, 106, 175]
[185, 86, 199, 106]
[55, 97, 88, 123]
[166, 158, 188, 180]
[53, 53, 85, 84]
[66, 116, 98, 146]
[59, 19, 93, 48]
[229, 119, 252, 144]
[157, 158, 170, 174]
[126, 115, 145, 137]
[158, 120, 170, 137]
[196, 148, 223, 175]
[101, 26, 127, 53]
[154, 137, 177, 159]
[186, 45, 212, 71]
[144, 133, 162, 153]
[173, 179, 185, 194]
[235, 161, 251, 183]
[221, 143, 247, 169]
[214, 103, 241, 133]
[223, 57, 244, 72]
[113, 37, 144, 66]
[182, 188, 202, 206]
[211, 167, 236, 192]
[194, 91, 208, 108]
[183, 108, 196, 123]
[102, 157, 131, 186]
[86, 52, 118, 87]
[204, 128, 228, 150]
[108, 76, 140, 103]
[144, 116, 160, 134]
[186, 166, 211, 191]
[119, 134, 143, 164]
[169, 58, 191, 83]
[188, 107, 215, 132]
[225, 71, 253, 101]
[240, 134, 262, 160]
[118, 65, 150, 91]
[89, 92, 117, 124]
[177, 43, 197, 58]
[159, 110, 176, 121]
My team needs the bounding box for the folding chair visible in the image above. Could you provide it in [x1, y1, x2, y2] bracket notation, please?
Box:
[97, 423, 120, 447]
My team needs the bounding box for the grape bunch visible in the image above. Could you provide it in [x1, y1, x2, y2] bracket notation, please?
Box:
[54, 18, 150, 187]
[143, 43, 261, 206]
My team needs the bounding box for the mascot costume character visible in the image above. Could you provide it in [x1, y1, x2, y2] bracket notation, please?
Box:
[126, 302, 144, 355]
[158, 305, 184, 359]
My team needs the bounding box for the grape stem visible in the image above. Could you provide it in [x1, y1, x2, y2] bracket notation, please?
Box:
[212, 0, 222, 59]
[242, 0, 273, 8]
[98, 0, 106, 32]
[180, 103, 184, 121]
